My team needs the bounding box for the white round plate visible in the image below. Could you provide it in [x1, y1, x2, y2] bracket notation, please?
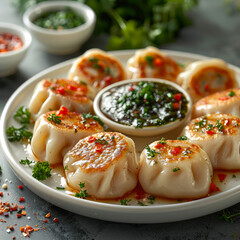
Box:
[1, 49, 240, 224]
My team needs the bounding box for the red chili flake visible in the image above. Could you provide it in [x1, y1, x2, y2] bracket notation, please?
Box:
[206, 130, 215, 135]
[87, 136, 96, 143]
[33, 213, 36, 215]
[98, 60, 105, 69]
[20, 225, 34, 237]
[67, 85, 77, 91]
[57, 106, 68, 115]
[218, 173, 227, 182]
[224, 119, 230, 126]
[9, 226, 14, 231]
[19, 197, 25, 203]
[209, 182, 217, 193]
[13, 237, 16, 239]
[45, 212, 50, 218]
[154, 58, 163, 67]
[77, 87, 85, 92]
[143, 99, 147, 102]
[174, 93, 182, 101]
[53, 218, 59, 223]
[18, 206, 25, 209]
[0, 192, 3, 197]
[134, 110, 139, 114]
[155, 143, 164, 149]
[173, 102, 179, 109]
[96, 146, 103, 153]
[18, 185, 23, 190]
[204, 84, 209, 91]
[128, 86, 134, 91]
[218, 97, 230, 101]
[56, 86, 65, 95]
[44, 219, 48, 223]
[103, 76, 112, 83]
[170, 147, 182, 156]
[17, 214, 22, 218]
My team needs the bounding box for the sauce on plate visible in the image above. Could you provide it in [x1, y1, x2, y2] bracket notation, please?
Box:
[0, 33, 23, 53]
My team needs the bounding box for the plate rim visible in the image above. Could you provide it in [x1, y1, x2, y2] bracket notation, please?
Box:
[1, 48, 240, 223]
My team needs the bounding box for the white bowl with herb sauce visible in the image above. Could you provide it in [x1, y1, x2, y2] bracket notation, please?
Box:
[23, 1, 95, 55]
[94, 79, 192, 136]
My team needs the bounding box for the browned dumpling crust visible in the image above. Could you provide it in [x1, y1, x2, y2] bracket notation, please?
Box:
[139, 140, 212, 199]
[68, 49, 127, 90]
[181, 114, 240, 169]
[29, 78, 95, 120]
[177, 59, 238, 103]
[193, 88, 240, 118]
[127, 47, 182, 82]
[31, 108, 104, 165]
[63, 132, 138, 199]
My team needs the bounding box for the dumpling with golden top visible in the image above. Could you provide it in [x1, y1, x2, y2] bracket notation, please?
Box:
[176, 59, 237, 103]
[68, 49, 126, 90]
[29, 78, 96, 120]
[63, 132, 138, 199]
[193, 88, 240, 118]
[181, 114, 240, 169]
[127, 46, 182, 82]
[139, 139, 212, 199]
[31, 107, 104, 165]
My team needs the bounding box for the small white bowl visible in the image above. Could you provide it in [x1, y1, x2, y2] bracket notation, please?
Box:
[94, 79, 192, 137]
[23, 1, 96, 55]
[0, 23, 32, 77]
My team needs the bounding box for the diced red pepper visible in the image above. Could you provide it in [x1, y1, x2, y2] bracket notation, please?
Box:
[17, 214, 22, 218]
[57, 106, 68, 115]
[154, 58, 163, 67]
[53, 218, 59, 222]
[206, 130, 215, 135]
[155, 143, 164, 149]
[173, 102, 179, 109]
[209, 182, 217, 192]
[204, 84, 209, 91]
[103, 75, 112, 83]
[170, 147, 182, 156]
[128, 86, 134, 91]
[174, 93, 182, 101]
[218, 97, 230, 101]
[87, 136, 96, 143]
[44, 220, 48, 223]
[56, 86, 65, 95]
[19, 197, 25, 203]
[96, 146, 103, 153]
[18, 185, 23, 190]
[218, 173, 227, 182]
[67, 85, 77, 91]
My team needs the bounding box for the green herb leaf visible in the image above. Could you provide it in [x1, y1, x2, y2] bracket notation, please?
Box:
[145, 56, 153, 66]
[119, 199, 131, 205]
[228, 91, 236, 97]
[158, 137, 166, 144]
[173, 167, 181, 172]
[47, 114, 61, 124]
[95, 139, 108, 145]
[148, 195, 155, 204]
[32, 161, 52, 181]
[177, 136, 188, 140]
[137, 201, 147, 206]
[216, 120, 224, 132]
[56, 187, 65, 190]
[0, 166, 2, 175]
[82, 113, 104, 126]
[14, 106, 31, 124]
[75, 182, 89, 199]
[19, 158, 34, 166]
[146, 145, 160, 158]
[6, 126, 32, 142]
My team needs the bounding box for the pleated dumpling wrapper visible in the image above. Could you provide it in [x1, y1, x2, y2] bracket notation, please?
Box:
[68, 49, 126, 91]
[139, 139, 212, 199]
[29, 78, 96, 121]
[176, 59, 237, 103]
[127, 46, 182, 82]
[181, 114, 240, 170]
[63, 132, 139, 199]
[31, 107, 104, 165]
[192, 88, 240, 118]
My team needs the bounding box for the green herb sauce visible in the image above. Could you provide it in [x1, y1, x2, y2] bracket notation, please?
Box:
[101, 81, 188, 128]
[33, 8, 85, 30]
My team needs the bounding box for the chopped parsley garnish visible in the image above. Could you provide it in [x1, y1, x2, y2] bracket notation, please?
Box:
[228, 91, 236, 97]
[79, 80, 87, 85]
[56, 187, 65, 190]
[194, 118, 207, 128]
[158, 137, 166, 144]
[177, 135, 187, 140]
[82, 113, 104, 126]
[32, 161, 52, 181]
[232, 174, 236, 178]
[148, 195, 155, 204]
[19, 158, 34, 166]
[137, 201, 147, 206]
[221, 209, 240, 223]
[173, 167, 181, 172]
[104, 66, 111, 74]
[119, 199, 131, 205]
[146, 145, 160, 158]
[182, 149, 192, 156]
[95, 139, 108, 145]
[145, 55, 153, 66]
[6, 126, 32, 142]
[216, 120, 224, 132]
[111, 136, 115, 140]
[14, 106, 31, 124]
[47, 113, 61, 124]
[75, 182, 89, 199]
[64, 165, 69, 170]
[206, 124, 213, 131]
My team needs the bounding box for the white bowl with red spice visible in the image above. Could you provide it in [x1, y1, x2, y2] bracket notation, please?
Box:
[94, 78, 193, 137]
[23, 1, 96, 55]
[0, 22, 32, 77]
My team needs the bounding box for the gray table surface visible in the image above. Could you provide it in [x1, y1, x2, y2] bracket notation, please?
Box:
[1, 0, 240, 239]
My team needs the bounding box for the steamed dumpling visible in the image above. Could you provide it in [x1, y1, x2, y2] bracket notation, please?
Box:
[31, 108, 104, 165]
[127, 46, 182, 82]
[139, 140, 212, 199]
[29, 78, 95, 120]
[68, 49, 126, 90]
[193, 88, 240, 118]
[177, 59, 237, 103]
[63, 132, 138, 199]
[181, 114, 240, 169]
